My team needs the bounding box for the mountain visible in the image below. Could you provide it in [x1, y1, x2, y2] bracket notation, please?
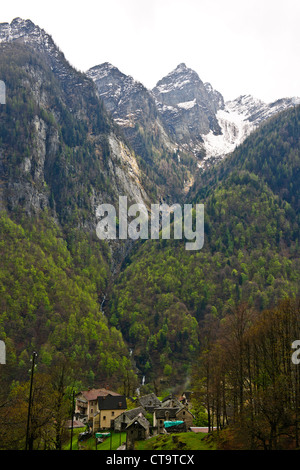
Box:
[152, 63, 224, 157]
[87, 62, 196, 199]
[0, 18, 153, 231]
[89, 60, 298, 176]
[153, 64, 299, 168]
[0, 17, 299, 400]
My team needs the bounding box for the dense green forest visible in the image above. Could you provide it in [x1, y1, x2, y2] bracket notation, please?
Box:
[108, 106, 300, 387]
[0, 212, 138, 391]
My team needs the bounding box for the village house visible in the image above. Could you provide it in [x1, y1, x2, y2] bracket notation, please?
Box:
[114, 406, 147, 432]
[135, 393, 161, 413]
[161, 396, 183, 409]
[179, 391, 192, 406]
[126, 414, 150, 450]
[93, 394, 127, 432]
[75, 388, 122, 424]
[153, 405, 194, 434]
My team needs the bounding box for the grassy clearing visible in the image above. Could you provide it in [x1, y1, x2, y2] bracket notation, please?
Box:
[135, 432, 217, 450]
[62, 430, 126, 450]
[63, 429, 217, 451]
[95, 432, 126, 450]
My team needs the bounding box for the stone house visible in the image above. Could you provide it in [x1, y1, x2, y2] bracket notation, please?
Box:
[179, 391, 192, 406]
[153, 406, 194, 433]
[161, 397, 183, 409]
[135, 393, 161, 413]
[114, 406, 147, 432]
[176, 406, 194, 429]
[126, 414, 150, 450]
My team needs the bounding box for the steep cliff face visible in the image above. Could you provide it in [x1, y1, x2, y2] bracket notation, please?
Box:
[0, 19, 154, 388]
[87, 62, 196, 200]
[87, 62, 175, 163]
[152, 63, 224, 157]
[0, 19, 151, 230]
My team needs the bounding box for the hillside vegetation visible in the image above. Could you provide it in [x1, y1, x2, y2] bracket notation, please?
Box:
[109, 107, 299, 385]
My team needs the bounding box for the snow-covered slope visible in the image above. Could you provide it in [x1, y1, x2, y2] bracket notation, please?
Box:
[200, 94, 299, 168]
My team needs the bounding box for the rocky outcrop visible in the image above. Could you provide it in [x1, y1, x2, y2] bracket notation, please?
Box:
[87, 63, 175, 156]
[152, 63, 224, 156]
[87, 63, 191, 200]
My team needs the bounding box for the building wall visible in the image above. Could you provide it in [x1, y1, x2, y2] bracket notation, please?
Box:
[126, 426, 149, 450]
[176, 408, 194, 429]
[156, 417, 165, 434]
[114, 414, 130, 432]
[88, 400, 98, 420]
[93, 409, 125, 431]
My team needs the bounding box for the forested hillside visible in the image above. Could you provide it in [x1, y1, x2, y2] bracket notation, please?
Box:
[108, 106, 300, 388]
[0, 39, 144, 393]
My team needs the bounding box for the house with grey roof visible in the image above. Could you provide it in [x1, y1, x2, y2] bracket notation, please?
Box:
[135, 393, 161, 413]
[153, 406, 194, 433]
[114, 406, 147, 432]
[126, 414, 150, 450]
[161, 397, 183, 409]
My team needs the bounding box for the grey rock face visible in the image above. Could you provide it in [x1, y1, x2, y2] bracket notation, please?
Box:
[87, 63, 195, 200]
[87, 63, 149, 121]
[0, 17, 95, 111]
[0, 19, 150, 226]
[87, 63, 176, 157]
[152, 63, 224, 154]
[226, 94, 298, 126]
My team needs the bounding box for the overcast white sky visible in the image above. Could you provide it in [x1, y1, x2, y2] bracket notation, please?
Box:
[1, 0, 299, 102]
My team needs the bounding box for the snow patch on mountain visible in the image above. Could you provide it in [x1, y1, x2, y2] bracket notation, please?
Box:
[201, 107, 254, 164]
[199, 94, 299, 168]
[177, 99, 197, 110]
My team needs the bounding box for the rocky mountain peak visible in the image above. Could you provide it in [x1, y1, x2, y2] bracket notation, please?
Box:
[151, 64, 224, 154]
[0, 17, 53, 52]
[88, 62, 127, 82]
[0, 18, 96, 106]
[153, 62, 203, 97]
[86, 62, 149, 119]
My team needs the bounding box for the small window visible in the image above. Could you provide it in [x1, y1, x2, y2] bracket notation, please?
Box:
[112, 411, 115, 416]
[103, 416, 106, 421]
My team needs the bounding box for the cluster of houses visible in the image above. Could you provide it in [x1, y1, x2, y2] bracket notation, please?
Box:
[74, 388, 194, 449]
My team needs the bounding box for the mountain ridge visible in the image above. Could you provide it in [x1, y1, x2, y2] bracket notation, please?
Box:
[88, 58, 299, 171]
